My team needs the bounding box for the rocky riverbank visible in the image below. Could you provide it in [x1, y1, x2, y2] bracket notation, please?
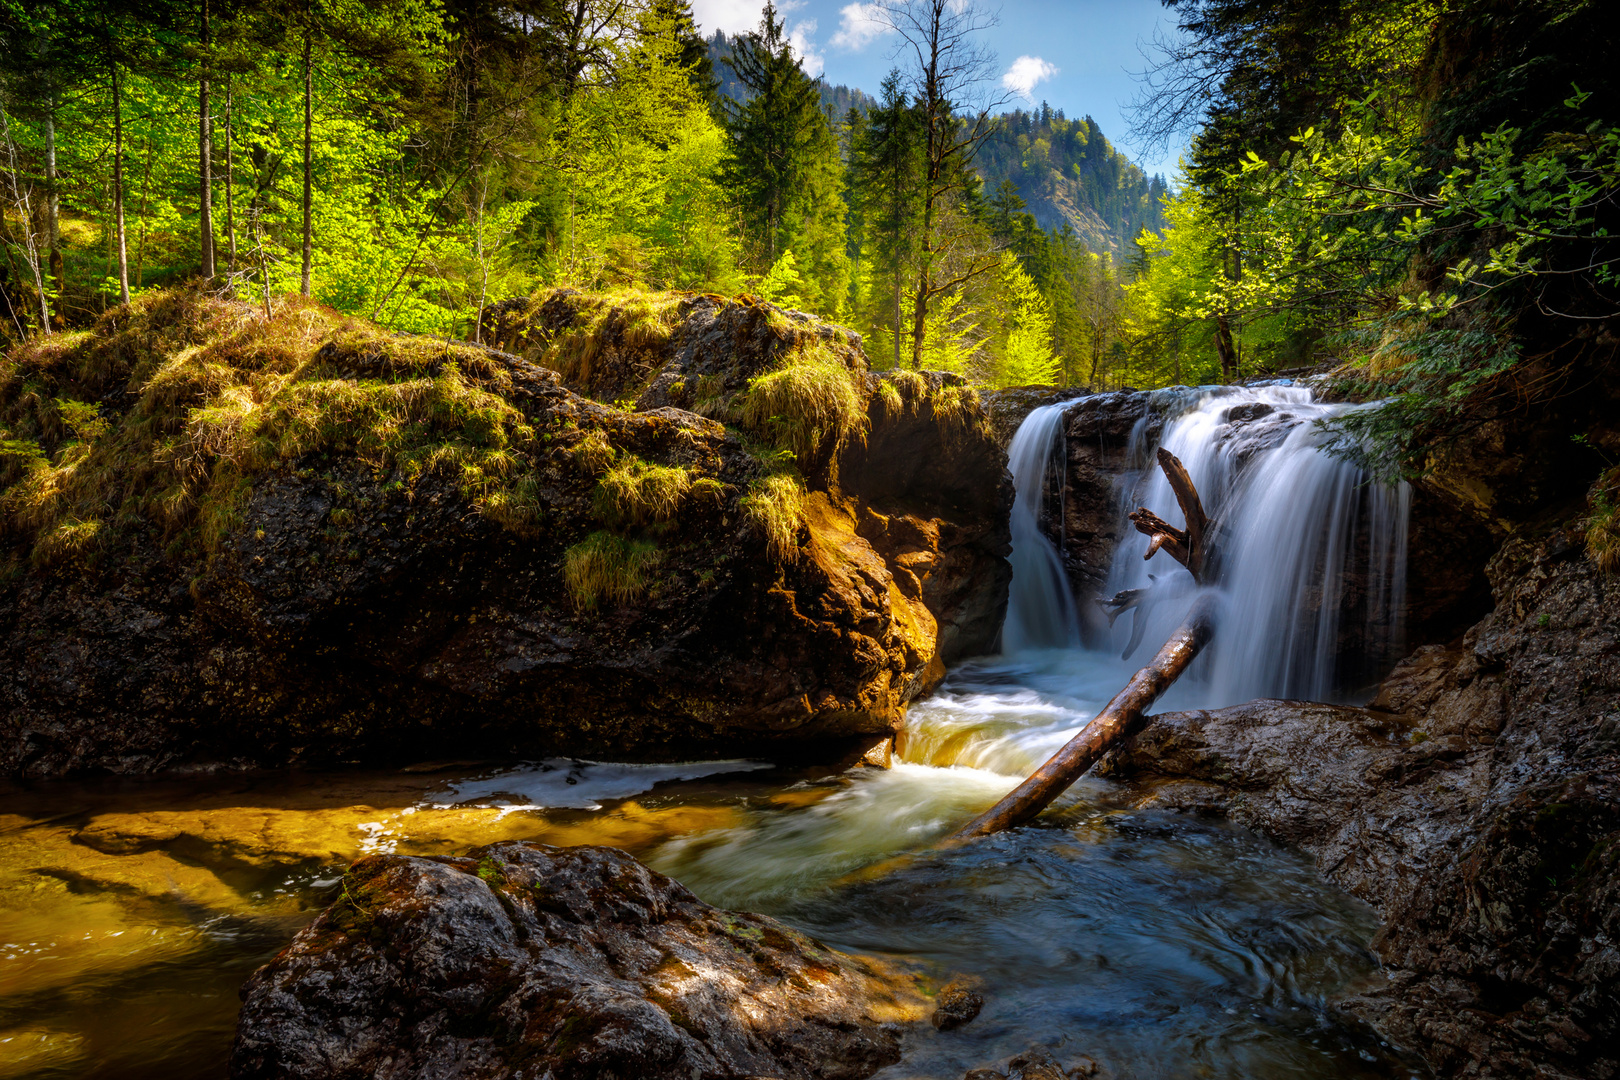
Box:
[0, 288, 1011, 778]
[1100, 522, 1620, 1079]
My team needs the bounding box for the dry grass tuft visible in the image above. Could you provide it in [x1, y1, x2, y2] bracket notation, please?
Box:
[930, 383, 986, 439]
[739, 346, 867, 462]
[593, 456, 693, 526]
[1587, 466, 1620, 575]
[564, 531, 660, 609]
[739, 473, 806, 563]
[572, 429, 616, 475]
[542, 293, 680, 391]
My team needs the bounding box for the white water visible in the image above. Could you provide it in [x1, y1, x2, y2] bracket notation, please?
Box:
[896, 382, 1410, 777]
[1099, 384, 1410, 706]
[1000, 401, 1083, 653]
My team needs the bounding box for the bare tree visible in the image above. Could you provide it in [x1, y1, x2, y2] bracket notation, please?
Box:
[1123, 21, 1234, 160]
[879, 0, 1009, 369]
[0, 105, 52, 335]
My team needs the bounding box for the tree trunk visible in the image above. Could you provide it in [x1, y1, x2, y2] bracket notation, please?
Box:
[300, 17, 313, 298]
[112, 60, 130, 305]
[892, 264, 901, 369]
[946, 593, 1217, 841]
[199, 0, 215, 279]
[224, 77, 236, 277]
[1215, 312, 1237, 382]
[44, 109, 62, 326]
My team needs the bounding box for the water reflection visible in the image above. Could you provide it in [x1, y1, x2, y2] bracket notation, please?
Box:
[0, 661, 1419, 1080]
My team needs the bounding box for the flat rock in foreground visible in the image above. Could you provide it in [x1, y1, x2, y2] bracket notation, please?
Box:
[230, 842, 926, 1080]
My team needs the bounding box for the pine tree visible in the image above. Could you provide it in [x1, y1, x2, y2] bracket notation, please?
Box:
[719, 1, 825, 266]
[853, 70, 921, 368]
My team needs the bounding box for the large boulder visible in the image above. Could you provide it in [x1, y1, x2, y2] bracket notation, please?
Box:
[1100, 524, 1620, 1079]
[0, 289, 1010, 777]
[230, 842, 926, 1080]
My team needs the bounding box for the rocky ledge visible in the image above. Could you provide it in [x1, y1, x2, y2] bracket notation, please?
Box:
[0, 288, 1010, 777]
[230, 842, 926, 1080]
[1099, 526, 1620, 1079]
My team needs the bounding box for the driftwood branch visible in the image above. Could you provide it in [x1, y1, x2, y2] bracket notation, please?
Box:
[946, 593, 1218, 842]
[1128, 448, 1213, 582]
[1097, 580, 1160, 660]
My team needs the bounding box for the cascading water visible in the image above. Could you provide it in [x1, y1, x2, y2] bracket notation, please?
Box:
[1000, 401, 1084, 652]
[1102, 384, 1410, 706]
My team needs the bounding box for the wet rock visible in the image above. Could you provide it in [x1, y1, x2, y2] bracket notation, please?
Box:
[1005, 1048, 1068, 1080]
[1051, 391, 1154, 641]
[929, 979, 983, 1030]
[960, 1048, 1076, 1080]
[230, 842, 926, 1080]
[1107, 527, 1620, 1079]
[982, 386, 1090, 449]
[0, 291, 1010, 778]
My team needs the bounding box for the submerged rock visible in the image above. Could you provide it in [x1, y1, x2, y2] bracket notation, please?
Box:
[0, 289, 1010, 777]
[1103, 527, 1620, 1079]
[230, 842, 925, 1080]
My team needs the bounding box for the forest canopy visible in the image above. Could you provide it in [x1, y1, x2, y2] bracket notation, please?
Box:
[2, 0, 1617, 423]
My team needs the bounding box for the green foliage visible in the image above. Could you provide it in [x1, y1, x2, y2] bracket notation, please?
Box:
[995, 253, 1060, 387]
[563, 530, 660, 609]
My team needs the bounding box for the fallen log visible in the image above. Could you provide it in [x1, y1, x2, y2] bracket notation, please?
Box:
[945, 448, 1222, 842]
[945, 592, 1217, 842]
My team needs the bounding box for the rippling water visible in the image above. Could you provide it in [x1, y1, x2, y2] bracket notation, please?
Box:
[0, 657, 1419, 1079]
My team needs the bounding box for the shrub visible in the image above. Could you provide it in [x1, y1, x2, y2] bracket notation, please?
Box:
[564, 531, 660, 609]
[739, 473, 806, 563]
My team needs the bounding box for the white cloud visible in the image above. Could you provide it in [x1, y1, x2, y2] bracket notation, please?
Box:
[787, 19, 824, 78]
[830, 3, 891, 50]
[1001, 55, 1058, 102]
[690, 0, 766, 37]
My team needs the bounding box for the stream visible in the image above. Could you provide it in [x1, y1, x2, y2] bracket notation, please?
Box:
[0, 385, 1423, 1080]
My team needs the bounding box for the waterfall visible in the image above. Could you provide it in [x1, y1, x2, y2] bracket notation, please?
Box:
[1001, 402, 1084, 653]
[1000, 384, 1410, 706]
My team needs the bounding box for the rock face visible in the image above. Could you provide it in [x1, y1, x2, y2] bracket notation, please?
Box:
[1100, 527, 1620, 1079]
[0, 289, 1011, 777]
[231, 842, 925, 1080]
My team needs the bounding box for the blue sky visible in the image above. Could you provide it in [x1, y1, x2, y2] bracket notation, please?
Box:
[689, 0, 1188, 179]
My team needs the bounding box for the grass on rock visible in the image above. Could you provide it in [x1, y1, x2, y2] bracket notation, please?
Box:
[564, 530, 661, 609]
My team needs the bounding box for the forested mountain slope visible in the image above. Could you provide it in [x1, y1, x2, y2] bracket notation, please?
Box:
[975, 107, 1169, 257]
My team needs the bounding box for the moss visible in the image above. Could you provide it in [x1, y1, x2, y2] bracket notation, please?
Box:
[563, 531, 661, 609]
[592, 456, 693, 527]
[0, 289, 549, 568]
[739, 474, 806, 564]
